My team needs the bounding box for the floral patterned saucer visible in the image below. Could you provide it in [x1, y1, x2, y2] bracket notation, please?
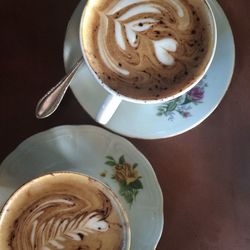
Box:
[64, 0, 235, 139]
[0, 125, 163, 250]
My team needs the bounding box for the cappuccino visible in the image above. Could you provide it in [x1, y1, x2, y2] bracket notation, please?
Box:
[81, 0, 215, 100]
[0, 173, 130, 250]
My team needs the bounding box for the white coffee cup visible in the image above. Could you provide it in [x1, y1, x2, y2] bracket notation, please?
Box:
[79, 0, 217, 125]
[0, 172, 131, 250]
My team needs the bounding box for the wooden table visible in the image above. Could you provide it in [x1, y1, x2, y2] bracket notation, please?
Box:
[0, 1, 249, 249]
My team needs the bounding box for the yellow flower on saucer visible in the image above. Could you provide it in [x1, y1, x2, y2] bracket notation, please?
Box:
[114, 163, 139, 185]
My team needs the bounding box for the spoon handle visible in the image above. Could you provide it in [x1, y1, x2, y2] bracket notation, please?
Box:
[35, 58, 83, 119]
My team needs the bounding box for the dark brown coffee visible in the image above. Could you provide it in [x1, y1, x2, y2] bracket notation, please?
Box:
[81, 0, 215, 100]
[0, 173, 130, 250]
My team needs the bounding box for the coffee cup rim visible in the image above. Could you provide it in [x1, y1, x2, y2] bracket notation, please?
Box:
[79, 0, 217, 104]
[0, 171, 131, 250]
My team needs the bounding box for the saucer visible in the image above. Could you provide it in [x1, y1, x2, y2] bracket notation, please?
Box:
[64, 0, 235, 139]
[0, 125, 163, 250]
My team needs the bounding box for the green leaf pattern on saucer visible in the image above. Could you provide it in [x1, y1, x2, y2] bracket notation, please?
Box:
[104, 155, 143, 207]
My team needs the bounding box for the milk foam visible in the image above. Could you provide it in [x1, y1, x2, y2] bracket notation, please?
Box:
[98, 14, 129, 76]
[98, 0, 184, 75]
[82, 0, 214, 100]
[117, 4, 162, 21]
[13, 195, 111, 249]
[153, 38, 177, 65]
[96, 0, 189, 75]
[1, 174, 126, 250]
[107, 0, 146, 15]
[27, 198, 110, 249]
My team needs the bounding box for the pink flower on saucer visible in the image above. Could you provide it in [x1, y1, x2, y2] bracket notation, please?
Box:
[187, 86, 204, 101]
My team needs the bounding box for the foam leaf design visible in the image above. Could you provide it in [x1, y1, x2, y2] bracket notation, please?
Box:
[115, 4, 160, 49]
[112, 2, 178, 66]
[153, 38, 177, 65]
[124, 18, 158, 47]
[35, 212, 109, 250]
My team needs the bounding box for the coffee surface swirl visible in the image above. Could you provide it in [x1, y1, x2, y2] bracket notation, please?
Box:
[82, 0, 215, 99]
[0, 174, 127, 250]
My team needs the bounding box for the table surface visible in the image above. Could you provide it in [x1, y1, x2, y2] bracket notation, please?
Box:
[0, 1, 249, 249]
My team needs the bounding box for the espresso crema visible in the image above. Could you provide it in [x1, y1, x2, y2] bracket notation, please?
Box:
[82, 0, 215, 99]
[0, 173, 129, 250]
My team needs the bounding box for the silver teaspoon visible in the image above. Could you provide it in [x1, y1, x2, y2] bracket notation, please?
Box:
[36, 58, 84, 119]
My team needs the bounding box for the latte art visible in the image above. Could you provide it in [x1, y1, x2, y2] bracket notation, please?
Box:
[10, 193, 112, 250]
[0, 173, 129, 250]
[82, 0, 215, 99]
[106, 0, 187, 67]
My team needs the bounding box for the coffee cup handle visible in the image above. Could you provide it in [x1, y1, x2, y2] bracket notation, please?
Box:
[96, 95, 122, 124]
